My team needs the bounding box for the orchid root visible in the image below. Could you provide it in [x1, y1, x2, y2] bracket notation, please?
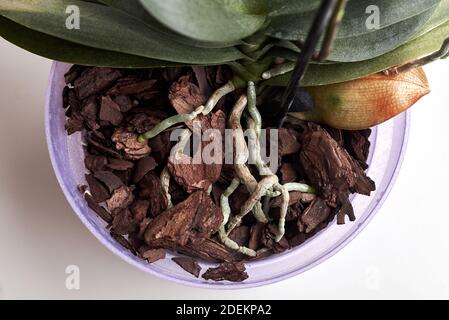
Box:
[138, 82, 235, 142]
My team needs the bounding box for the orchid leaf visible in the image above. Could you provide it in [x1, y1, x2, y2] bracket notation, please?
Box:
[412, 0, 449, 37]
[266, 20, 449, 86]
[98, 0, 239, 48]
[138, 0, 267, 43]
[267, 0, 321, 16]
[0, 0, 244, 64]
[266, 0, 440, 62]
[0, 16, 181, 68]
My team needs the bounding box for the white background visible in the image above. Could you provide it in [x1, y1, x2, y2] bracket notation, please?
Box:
[0, 38, 448, 300]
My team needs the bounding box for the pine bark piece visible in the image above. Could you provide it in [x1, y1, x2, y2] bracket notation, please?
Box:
[85, 134, 123, 159]
[80, 98, 98, 121]
[133, 156, 157, 183]
[108, 79, 158, 96]
[112, 128, 151, 160]
[111, 208, 137, 235]
[113, 169, 133, 185]
[248, 222, 265, 251]
[127, 113, 161, 134]
[107, 158, 134, 171]
[228, 226, 250, 247]
[262, 224, 290, 253]
[64, 65, 86, 85]
[138, 173, 168, 216]
[110, 231, 136, 255]
[289, 233, 306, 248]
[326, 127, 344, 146]
[144, 191, 222, 249]
[168, 111, 225, 193]
[344, 129, 371, 170]
[99, 96, 123, 126]
[85, 174, 110, 203]
[85, 155, 108, 172]
[94, 171, 123, 193]
[298, 197, 332, 233]
[113, 95, 134, 112]
[65, 117, 84, 135]
[336, 197, 356, 225]
[169, 74, 206, 114]
[148, 131, 173, 163]
[270, 202, 303, 222]
[178, 238, 242, 263]
[168, 154, 222, 193]
[270, 191, 303, 208]
[278, 128, 301, 156]
[106, 185, 134, 211]
[130, 200, 150, 223]
[270, 191, 306, 221]
[299, 123, 375, 207]
[279, 163, 298, 183]
[85, 194, 113, 223]
[74, 67, 122, 100]
[64, 87, 81, 111]
[202, 262, 248, 282]
[229, 185, 250, 215]
[142, 248, 166, 263]
[172, 257, 201, 278]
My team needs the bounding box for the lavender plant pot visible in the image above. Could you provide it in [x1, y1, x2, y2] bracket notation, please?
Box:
[45, 62, 409, 289]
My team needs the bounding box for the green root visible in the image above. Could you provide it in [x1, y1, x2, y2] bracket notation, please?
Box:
[247, 82, 262, 137]
[261, 62, 295, 80]
[273, 183, 289, 242]
[201, 81, 235, 115]
[138, 106, 203, 143]
[162, 128, 192, 208]
[229, 95, 268, 224]
[266, 182, 316, 197]
[226, 175, 279, 234]
[246, 117, 271, 176]
[219, 178, 256, 257]
[138, 82, 235, 143]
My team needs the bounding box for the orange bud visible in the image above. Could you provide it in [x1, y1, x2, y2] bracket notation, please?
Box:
[290, 67, 430, 130]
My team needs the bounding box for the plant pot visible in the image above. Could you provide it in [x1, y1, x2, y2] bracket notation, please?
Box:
[45, 62, 409, 289]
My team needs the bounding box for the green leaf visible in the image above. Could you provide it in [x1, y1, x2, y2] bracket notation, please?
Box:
[0, 15, 181, 67]
[0, 0, 244, 64]
[265, 20, 449, 86]
[98, 0, 239, 48]
[412, 0, 449, 36]
[328, 5, 437, 62]
[265, 45, 339, 64]
[138, 0, 267, 43]
[266, 0, 440, 62]
[267, 0, 321, 16]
